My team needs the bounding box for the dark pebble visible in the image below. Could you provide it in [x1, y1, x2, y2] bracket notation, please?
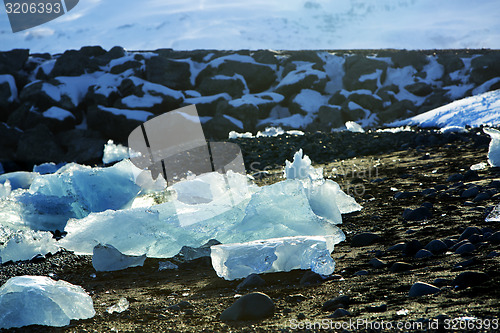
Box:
[488, 231, 500, 244]
[236, 273, 266, 291]
[402, 207, 432, 221]
[387, 242, 406, 252]
[220, 292, 275, 321]
[453, 271, 490, 289]
[415, 249, 433, 258]
[353, 270, 369, 276]
[409, 282, 440, 297]
[459, 226, 482, 241]
[300, 271, 323, 285]
[322, 295, 351, 311]
[366, 304, 387, 312]
[369, 258, 386, 268]
[390, 262, 413, 273]
[351, 232, 380, 247]
[297, 313, 306, 320]
[425, 239, 448, 254]
[461, 187, 480, 198]
[403, 239, 423, 257]
[455, 242, 475, 255]
[447, 174, 464, 182]
[328, 308, 351, 318]
[474, 192, 491, 202]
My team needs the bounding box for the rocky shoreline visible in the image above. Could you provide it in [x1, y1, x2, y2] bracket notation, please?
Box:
[0, 128, 498, 332]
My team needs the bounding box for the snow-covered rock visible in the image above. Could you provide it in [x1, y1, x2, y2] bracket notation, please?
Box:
[0, 276, 95, 329]
[211, 235, 342, 280]
[484, 127, 500, 167]
[389, 89, 500, 128]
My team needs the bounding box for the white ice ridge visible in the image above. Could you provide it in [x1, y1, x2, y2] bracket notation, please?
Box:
[210, 235, 341, 280]
[0, 229, 59, 263]
[484, 127, 500, 167]
[345, 121, 365, 133]
[0, 276, 95, 329]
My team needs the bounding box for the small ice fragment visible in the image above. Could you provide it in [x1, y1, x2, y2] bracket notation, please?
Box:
[256, 127, 285, 137]
[107, 297, 129, 314]
[486, 204, 500, 222]
[484, 128, 500, 167]
[33, 162, 64, 175]
[284, 149, 322, 181]
[345, 121, 365, 133]
[0, 229, 59, 263]
[159, 261, 178, 271]
[103, 140, 129, 164]
[0, 179, 11, 198]
[92, 244, 146, 272]
[470, 162, 487, 171]
[178, 239, 221, 261]
[0, 171, 37, 190]
[440, 126, 467, 134]
[210, 235, 342, 280]
[0, 275, 95, 329]
[228, 131, 253, 139]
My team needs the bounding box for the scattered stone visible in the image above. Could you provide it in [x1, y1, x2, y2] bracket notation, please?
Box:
[408, 282, 440, 297]
[351, 232, 380, 247]
[461, 187, 480, 199]
[415, 249, 433, 259]
[327, 308, 351, 318]
[366, 303, 387, 312]
[403, 240, 423, 257]
[158, 261, 178, 271]
[297, 313, 306, 320]
[488, 231, 500, 244]
[322, 295, 351, 311]
[390, 262, 413, 273]
[220, 292, 275, 321]
[369, 258, 386, 268]
[300, 271, 324, 286]
[353, 270, 369, 276]
[402, 207, 432, 221]
[387, 242, 406, 252]
[285, 294, 307, 304]
[454, 242, 475, 255]
[453, 271, 490, 289]
[433, 278, 451, 287]
[473, 192, 491, 202]
[425, 239, 448, 254]
[447, 173, 464, 182]
[236, 274, 266, 291]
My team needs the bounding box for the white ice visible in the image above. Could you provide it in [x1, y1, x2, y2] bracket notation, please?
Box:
[345, 121, 365, 133]
[486, 204, 500, 222]
[107, 298, 129, 314]
[484, 127, 500, 167]
[42, 107, 75, 121]
[0, 229, 59, 263]
[389, 90, 500, 128]
[0, 160, 141, 232]
[102, 139, 129, 164]
[92, 244, 146, 272]
[210, 235, 341, 280]
[0, 276, 95, 329]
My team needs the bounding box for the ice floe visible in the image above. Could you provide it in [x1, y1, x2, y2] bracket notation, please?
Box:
[211, 235, 341, 280]
[484, 127, 500, 167]
[0, 276, 95, 329]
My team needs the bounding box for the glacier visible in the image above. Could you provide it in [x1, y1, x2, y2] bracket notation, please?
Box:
[0, 276, 95, 329]
[211, 235, 341, 280]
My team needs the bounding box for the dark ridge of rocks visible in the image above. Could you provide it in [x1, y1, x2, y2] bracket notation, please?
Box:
[0, 48, 499, 165]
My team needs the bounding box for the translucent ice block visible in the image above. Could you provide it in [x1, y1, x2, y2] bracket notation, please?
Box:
[210, 235, 342, 280]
